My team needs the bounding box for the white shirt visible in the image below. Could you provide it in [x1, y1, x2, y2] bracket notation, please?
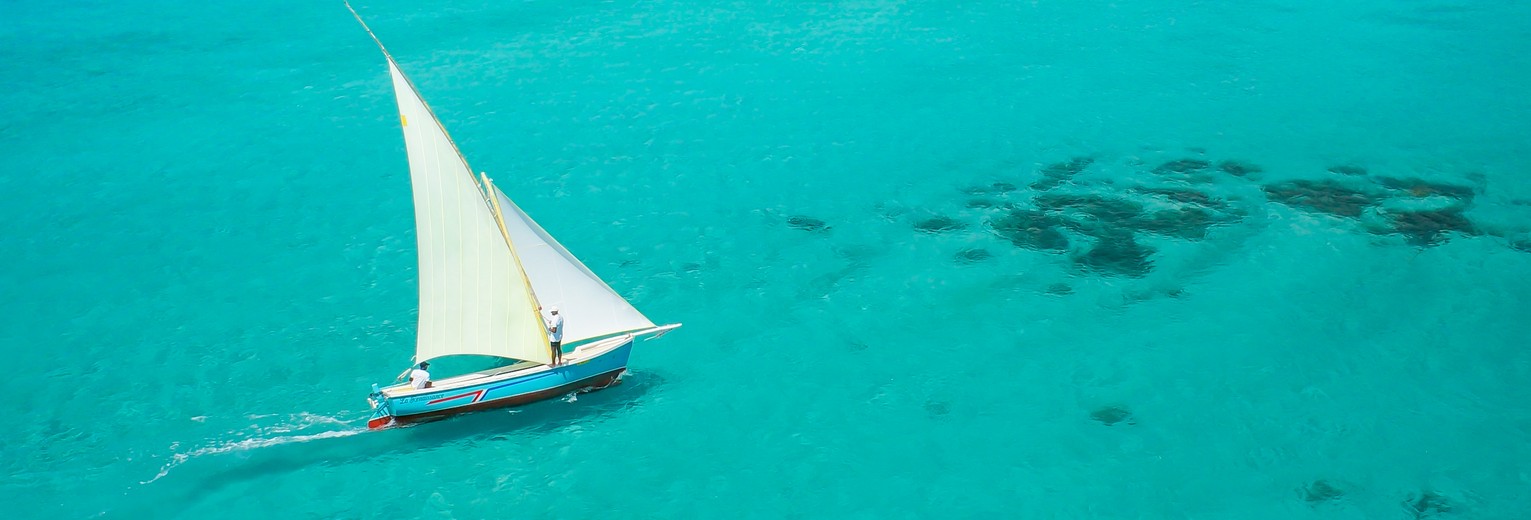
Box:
[409, 368, 430, 389]
[546, 313, 564, 343]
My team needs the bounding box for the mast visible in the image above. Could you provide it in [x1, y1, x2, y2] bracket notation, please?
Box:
[484, 172, 555, 361]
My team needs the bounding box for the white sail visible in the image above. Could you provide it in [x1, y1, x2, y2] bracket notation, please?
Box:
[490, 185, 657, 344]
[386, 59, 553, 365]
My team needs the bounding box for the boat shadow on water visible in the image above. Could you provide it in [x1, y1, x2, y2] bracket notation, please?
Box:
[133, 372, 667, 511]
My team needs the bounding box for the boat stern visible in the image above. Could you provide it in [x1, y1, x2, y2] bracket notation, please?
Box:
[367, 383, 396, 429]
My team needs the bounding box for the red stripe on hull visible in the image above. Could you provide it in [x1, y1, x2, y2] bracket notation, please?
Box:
[427, 389, 486, 405]
[373, 368, 626, 429]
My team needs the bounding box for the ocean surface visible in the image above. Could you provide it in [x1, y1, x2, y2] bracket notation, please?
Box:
[3, 0, 1530, 517]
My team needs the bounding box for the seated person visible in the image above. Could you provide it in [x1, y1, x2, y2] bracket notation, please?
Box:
[409, 361, 432, 389]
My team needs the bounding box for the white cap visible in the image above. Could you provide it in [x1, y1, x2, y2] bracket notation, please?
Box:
[549, 306, 559, 313]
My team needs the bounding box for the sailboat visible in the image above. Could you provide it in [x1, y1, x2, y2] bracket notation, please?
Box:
[346, 4, 680, 430]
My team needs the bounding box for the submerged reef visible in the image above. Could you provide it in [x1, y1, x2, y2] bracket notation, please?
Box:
[914, 215, 967, 234]
[991, 173, 1244, 278]
[1328, 164, 1368, 176]
[1153, 158, 1211, 175]
[1218, 160, 1262, 177]
[1403, 491, 1452, 519]
[1044, 282, 1073, 295]
[924, 400, 951, 417]
[1089, 405, 1136, 426]
[786, 215, 830, 232]
[1257, 171, 1489, 247]
[1132, 206, 1218, 240]
[1379, 207, 1478, 246]
[1131, 186, 1228, 209]
[1374, 176, 1476, 202]
[917, 150, 1511, 299]
[1030, 157, 1093, 191]
[1075, 231, 1155, 277]
[960, 181, 1019, 196]
[1036, 193, 1145, 222]
[1262, 180, 1377, 218]
[1149, 157, 1219, 184]
[990, 209, 1071, 251]
[1301, 480, 1345, 504]
[954, 247, 992, 264]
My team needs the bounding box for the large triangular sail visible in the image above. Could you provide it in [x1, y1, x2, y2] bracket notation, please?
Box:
[489, 185, 658, 344]
[384, 58, 552, 366]
[348, 2, 662, 368]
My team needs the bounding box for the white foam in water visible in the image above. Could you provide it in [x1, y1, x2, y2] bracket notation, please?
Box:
[143, 414, 366, 484]
[263, 412, 354, 434]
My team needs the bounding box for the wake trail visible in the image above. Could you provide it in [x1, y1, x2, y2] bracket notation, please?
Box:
[142, 413, 367, 484]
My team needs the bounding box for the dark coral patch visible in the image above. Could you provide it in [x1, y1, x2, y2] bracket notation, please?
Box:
[1374, 176, 1476, 202]
[1403, 491, 1452, 519]
[924, 400, 951, 417]
[1302, 480, 1345, 504]
[786, 216, 829, 232]
[914, 216, 967, 234]
[1382, 208, 1478, 245]
[1035, 194, 1145, 222]
[1328, 165, 1368, 176]
[1262, 180, 1377, 218]
[991, 209, 1070, 251]
[1512, 240, 1531, 254]
[1090, 405, 1136, 426]
[1044, 282, 1073, 295]
[1218, 160, 1262, 177]
[960, 182, 1017, 195]
[1030, 178, 1064, 191]
[1130, 187, 1227, 209]
[1030, 157, 1093, 191]
[1076, 232, 1155, 277]
[1043, 157, 1094, 177]
[1030, 177, 1066, 191]
[1153, 158, 1211, 175]
[954, 248, 992, 264]
[1132, 206, 1217, 240]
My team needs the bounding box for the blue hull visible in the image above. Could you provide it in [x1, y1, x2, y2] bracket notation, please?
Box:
[368, 339, 633, 428]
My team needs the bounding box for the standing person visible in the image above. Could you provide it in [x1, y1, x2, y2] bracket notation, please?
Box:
[545, 306, 564, 365]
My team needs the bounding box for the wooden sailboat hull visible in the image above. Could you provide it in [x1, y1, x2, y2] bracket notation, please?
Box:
[367, 338, 634, 429]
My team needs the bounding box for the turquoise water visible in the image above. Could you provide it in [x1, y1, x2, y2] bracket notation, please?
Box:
[4, 0, 1531, 517]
